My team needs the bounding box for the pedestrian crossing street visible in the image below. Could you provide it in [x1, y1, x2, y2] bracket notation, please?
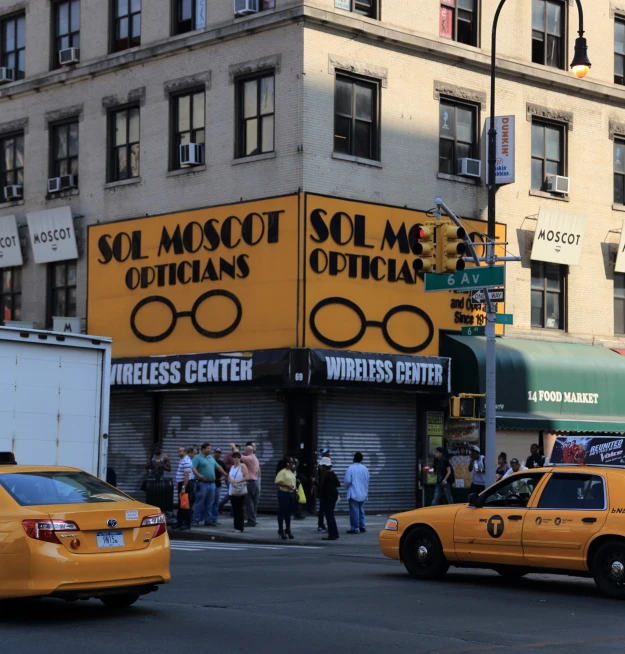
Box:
[170, 540, 320, 553]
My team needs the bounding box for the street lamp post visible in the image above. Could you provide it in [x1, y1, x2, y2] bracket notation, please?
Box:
[483, 0, 590, 486]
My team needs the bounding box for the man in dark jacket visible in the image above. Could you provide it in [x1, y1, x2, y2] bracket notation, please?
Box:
[432, 447, 454, 505]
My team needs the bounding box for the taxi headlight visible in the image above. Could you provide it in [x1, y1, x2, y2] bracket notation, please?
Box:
[384, 518, 398, 531]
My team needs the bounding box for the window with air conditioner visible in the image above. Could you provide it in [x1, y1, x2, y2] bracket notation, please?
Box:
[0, 132, 24, 203]
[531, 119, 566, 192]
[54, 0, 80, 70]
[50, 120, 79, 189]
[172, 89, 205, 169]
[1, 13, 25, 81]
[439, 99, 478, 176]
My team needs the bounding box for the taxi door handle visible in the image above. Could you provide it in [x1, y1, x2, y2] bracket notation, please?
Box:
[508, 515, 523, 521]
[582, 517, 597, 523]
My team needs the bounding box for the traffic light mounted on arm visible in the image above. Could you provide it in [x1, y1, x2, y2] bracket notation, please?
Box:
[410, 224, 436, 273]
[437, 223, 467, 273]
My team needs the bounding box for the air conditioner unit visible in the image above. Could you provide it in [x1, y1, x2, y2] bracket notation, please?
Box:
[0, 67, 14, 84]
[59, 47, 79, 66]
[457, 158, 482, 178]
[180, 143, 204, 166]
[48, 175, 77, 193]
[546, 175, 570, 195]
[235, 0, 259, 16]
[4, 185, 23, 201]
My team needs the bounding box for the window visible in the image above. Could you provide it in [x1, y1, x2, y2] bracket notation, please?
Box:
[0, 132, 24, 202]
[531, 261, 566, 329]
[616, 19, 625, 85]
[481, 474, 545, 508]
[112, 0, 141, 52]
[236, 73, 275, 158]
[1, 267, 21, 325]
[440, 0, 478, 47]
[615, 274, 625, 334]
[50, 260, 77, 320]
[532, 0, 565, 69]
[439, 100, 478, 175]
[1, 13, 26, 80]
[339, 0, 378, 19]
[537, 474, 605, 510]
[173, 0, 206, 35]
[615, 139, 625, 205]
[108, 106, 140, 182]
[54, 0, 80, 67]
[171, 90, 205, 168]
[51, 121, 79, 180]
[334, 74, 379, 161]
[531, 120, 565, 191]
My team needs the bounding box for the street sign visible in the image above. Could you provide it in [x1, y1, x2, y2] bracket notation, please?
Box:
[461, 326, 486, 336]
[471, 288, 505, 304]
[496, 313, 513, 325]
[424, 266, 505, 292]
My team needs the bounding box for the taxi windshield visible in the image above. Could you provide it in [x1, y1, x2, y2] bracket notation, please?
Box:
[0, 472, 130, 506]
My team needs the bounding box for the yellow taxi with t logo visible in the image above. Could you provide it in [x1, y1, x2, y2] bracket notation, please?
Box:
[379, 464, 625, 599]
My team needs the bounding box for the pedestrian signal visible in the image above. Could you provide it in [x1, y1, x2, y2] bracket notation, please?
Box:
[409, 224, 436, 273]
[437, 223, 467, 273]
[449, 394, 484, 421]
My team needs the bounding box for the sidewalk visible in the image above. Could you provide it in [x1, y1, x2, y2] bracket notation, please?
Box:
[169, 513, 388, 547]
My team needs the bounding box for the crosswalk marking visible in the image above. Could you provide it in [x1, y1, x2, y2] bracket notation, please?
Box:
[170, 540, 320, 552]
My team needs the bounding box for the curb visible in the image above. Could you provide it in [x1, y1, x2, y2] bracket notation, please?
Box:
[168, 528, 333, 546]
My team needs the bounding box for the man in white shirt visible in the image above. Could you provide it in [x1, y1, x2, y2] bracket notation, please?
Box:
[502, 458, 528, 479]
[176, 446, 195, 530]
[468, 445, 486, 494]
[344, 452, 370, 534]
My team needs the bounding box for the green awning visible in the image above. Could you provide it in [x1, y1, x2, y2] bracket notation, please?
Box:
[441, 335, 625, 434]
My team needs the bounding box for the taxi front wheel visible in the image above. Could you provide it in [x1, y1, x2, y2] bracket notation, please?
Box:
[401, 527, 449, 581]
[593, 540, 625, 599]
[100, 592, 141, 609]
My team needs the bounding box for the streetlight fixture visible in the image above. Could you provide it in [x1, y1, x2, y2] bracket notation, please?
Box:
[483, 0, 590, 486]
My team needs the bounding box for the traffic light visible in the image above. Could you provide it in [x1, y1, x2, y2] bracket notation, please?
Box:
[437, 223, 467, 273]
[449, 394, 484, 421]
[409, 224, 436, 273]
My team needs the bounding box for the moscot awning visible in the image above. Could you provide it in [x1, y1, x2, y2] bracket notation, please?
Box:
[442, 336, 625, 433]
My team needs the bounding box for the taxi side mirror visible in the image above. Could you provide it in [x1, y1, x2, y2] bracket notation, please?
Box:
[468, 493, 480, 507]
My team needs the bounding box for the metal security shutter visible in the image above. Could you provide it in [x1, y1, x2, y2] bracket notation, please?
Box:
[108, 393, 154, 501]
[161, 390, 285, 512]
[316, 391, 417, 514]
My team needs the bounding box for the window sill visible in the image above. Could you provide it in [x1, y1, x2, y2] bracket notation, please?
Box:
[232, 152, 276, 165]
[46, 188, 79, 201]
[437, 172, 479, 185]
[529, 189, 570, 202]
[332, 152, 382, 168]
[613, 203, 625, 213]
[530, 326, 566, 333]
[0, 199, 24, 209]
[105, 177, 141, 190]
[167, 165, 207, 177]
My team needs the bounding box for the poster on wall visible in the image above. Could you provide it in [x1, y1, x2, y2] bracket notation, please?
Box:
[439, 5, 453, 39]
[550, 435, 625, 466]
[444, 419, 480, 489]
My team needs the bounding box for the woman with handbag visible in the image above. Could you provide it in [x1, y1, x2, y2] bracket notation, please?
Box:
[228, 451, 249, 533]
[274, 458, 297, 540]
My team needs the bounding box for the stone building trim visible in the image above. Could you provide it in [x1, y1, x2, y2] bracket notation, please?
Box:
[101, 86, 146, 113]
[163, 71, 211, 98]
[44, 104, 84, 129]
[228, 55, 281, 84]
[433, 81, 486, 110]
[526, 102, 574, 130]
[610, 1, 625, 18]
[328, 55, 388, 88]
[609, 120, 625, 140]
[0, 117, 28, 136]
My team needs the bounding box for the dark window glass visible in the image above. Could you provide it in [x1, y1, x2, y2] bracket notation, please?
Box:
[531, 260, 565, 329]
[353, 0, 378, 19]
[615, 139, 625, 205]
[333, 74, 379, 161]
[1, 267, 22, 325]
[55, 0, 80, 68]
[440, 0, 478, 46]
[1, 13, 25, 80]
[50, 260, 77, 322]
[439, 100, 477, 175]
[531, 120, 564, 190]
[51, 121, 79, 180]
[172, 90, 205, 168]
[532, 0, 564, 69]
[615, 274, 625, 335]
[173, 0, 205, 35]
[537, 474, 605, 510]
[112, 0, 141, 52]
[109, 106, 140, 181]
[0, 132, 24, 202]
[236, 73, 275, 158]
[616, 19, 625, 85]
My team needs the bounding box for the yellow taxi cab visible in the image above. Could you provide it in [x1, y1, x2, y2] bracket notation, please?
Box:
[379, 464, 625, 599]
[0, 455, 170, 608]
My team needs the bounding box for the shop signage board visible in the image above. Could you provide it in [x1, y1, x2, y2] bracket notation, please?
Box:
[485, 116, 515, 185]
[0, 215, 23, 268]
[530, 207, 587, 266]
[615, 220, 625, 274]
[471, 288, 504, 304]
[550, 436, 625, 466]
[26, 206, 78, 264]
[424, 266, 505, 292]
[461, 326, 486, 336]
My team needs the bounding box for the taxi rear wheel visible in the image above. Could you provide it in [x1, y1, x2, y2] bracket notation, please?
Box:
[402, 527, 448, 581]
[100, 592, 141, 609]
[593, 540, 625, 599]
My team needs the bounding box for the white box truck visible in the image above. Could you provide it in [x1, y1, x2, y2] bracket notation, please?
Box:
[0, 326, 112, 478]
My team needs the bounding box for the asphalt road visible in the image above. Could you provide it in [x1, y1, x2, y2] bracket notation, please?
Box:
[3, 539, 625, 654]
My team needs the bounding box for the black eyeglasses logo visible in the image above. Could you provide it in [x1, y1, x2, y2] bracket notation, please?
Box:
[130, 290, 242, 343]
[309, 297, 434, 354]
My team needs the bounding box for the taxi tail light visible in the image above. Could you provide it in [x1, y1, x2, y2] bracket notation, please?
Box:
[22, 519, 80, 544]
[141, 513, 167, 538]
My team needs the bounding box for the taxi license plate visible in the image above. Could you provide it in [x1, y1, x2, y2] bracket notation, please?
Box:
[96, 531, 124, 548]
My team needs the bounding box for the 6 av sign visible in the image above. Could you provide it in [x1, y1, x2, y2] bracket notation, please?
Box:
[424, 267, 505, 292]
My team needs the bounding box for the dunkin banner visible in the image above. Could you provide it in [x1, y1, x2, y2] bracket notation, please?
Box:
[550, 436, 625, 466]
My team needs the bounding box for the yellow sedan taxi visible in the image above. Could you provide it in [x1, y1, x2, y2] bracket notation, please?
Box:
[380, 465, 625, 599]
[0, 458, 170, 608]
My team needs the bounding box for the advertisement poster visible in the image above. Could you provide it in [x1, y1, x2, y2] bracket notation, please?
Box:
[440, 6, 453, 39]
[550, 436, 625, 466]
[444, 419, 480, 489]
